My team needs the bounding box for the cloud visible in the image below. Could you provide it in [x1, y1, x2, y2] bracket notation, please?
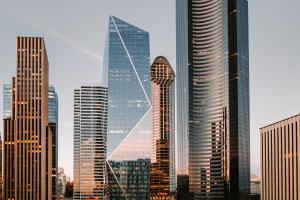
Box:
[0, 5, 103, 62]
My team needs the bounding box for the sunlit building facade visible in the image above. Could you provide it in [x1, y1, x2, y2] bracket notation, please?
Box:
[260, 114, 300, 200]
[73, 86, 107, 200]
[150, 57, 175, 199]
[3, 36, 53, 199]
[3, 83, 58, 199]
[176, 0, 250, 199]
[107, 159, 150, 200]
[104, 16, 152, 198]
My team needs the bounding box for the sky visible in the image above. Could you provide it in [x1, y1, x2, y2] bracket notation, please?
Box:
[0, 0, 300, 179]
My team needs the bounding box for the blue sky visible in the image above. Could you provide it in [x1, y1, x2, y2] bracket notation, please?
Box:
[0, 0, 300, 179]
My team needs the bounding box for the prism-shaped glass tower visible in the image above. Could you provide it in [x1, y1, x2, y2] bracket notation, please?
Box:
[104, 16, 152, 199]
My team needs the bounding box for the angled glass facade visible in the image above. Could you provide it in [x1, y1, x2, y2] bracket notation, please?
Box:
[105, 16, 151, 157]
[176, 0, 250, 199]
[104, 16, 152, 199]
[108, 159, 151, 200]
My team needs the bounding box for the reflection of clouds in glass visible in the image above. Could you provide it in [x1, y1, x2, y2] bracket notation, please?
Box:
[106, 16, 152, 160]
[108, 108, 152, 161]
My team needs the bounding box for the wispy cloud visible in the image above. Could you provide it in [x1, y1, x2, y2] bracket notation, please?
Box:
[1, 5, 102, 62]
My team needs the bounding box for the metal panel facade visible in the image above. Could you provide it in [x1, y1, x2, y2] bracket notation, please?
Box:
[260, 115, 300, 200]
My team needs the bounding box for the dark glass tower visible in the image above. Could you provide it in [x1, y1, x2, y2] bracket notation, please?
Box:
[48, 85, 58, 199]
[176, 0, 250, 199]
[107, 159, 151, 199]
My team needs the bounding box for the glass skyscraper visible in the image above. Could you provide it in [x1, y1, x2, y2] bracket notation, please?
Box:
[48, 85, 58, 124]
[150, 56, 176, 199]
[73, 86, 108, 199]
[108, 159, 151, 200]
[176, 0, 250, 199]
[48, 85, 58, 199]
[104, 16, 152, 198]
[3, 84, 12, 120]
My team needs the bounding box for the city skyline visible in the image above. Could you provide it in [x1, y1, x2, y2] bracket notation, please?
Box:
[1, 0, 300, 181]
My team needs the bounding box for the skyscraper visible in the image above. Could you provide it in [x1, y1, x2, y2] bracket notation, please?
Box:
[57, 167, 67, 198]
[260, 114, 300, 200]
[3, 83, 11, 199]
[48, 85, 58, 199]
[250, 174, 260, 200]
[104, 16, 152, 198]
[176, 0, 250, 199]
[107, 159, 151, 199]
[3, 84, 12, 119]
[3, 83, 58, 198]
[73, 86, 107, 200]
[149, 56, 176, 199]
[3, 36, 53, 199]
[0, 134, 2, 199]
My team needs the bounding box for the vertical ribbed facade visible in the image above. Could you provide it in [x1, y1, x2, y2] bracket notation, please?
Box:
[176, 0, 189, 178]
[3, 36, 52, 199]
[73, 86, 107, 199]
[176, 0, 250, 199]
[150, 56, 175, 199]
[260, 115, 300, 200]
[3, 83, 58, 199]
